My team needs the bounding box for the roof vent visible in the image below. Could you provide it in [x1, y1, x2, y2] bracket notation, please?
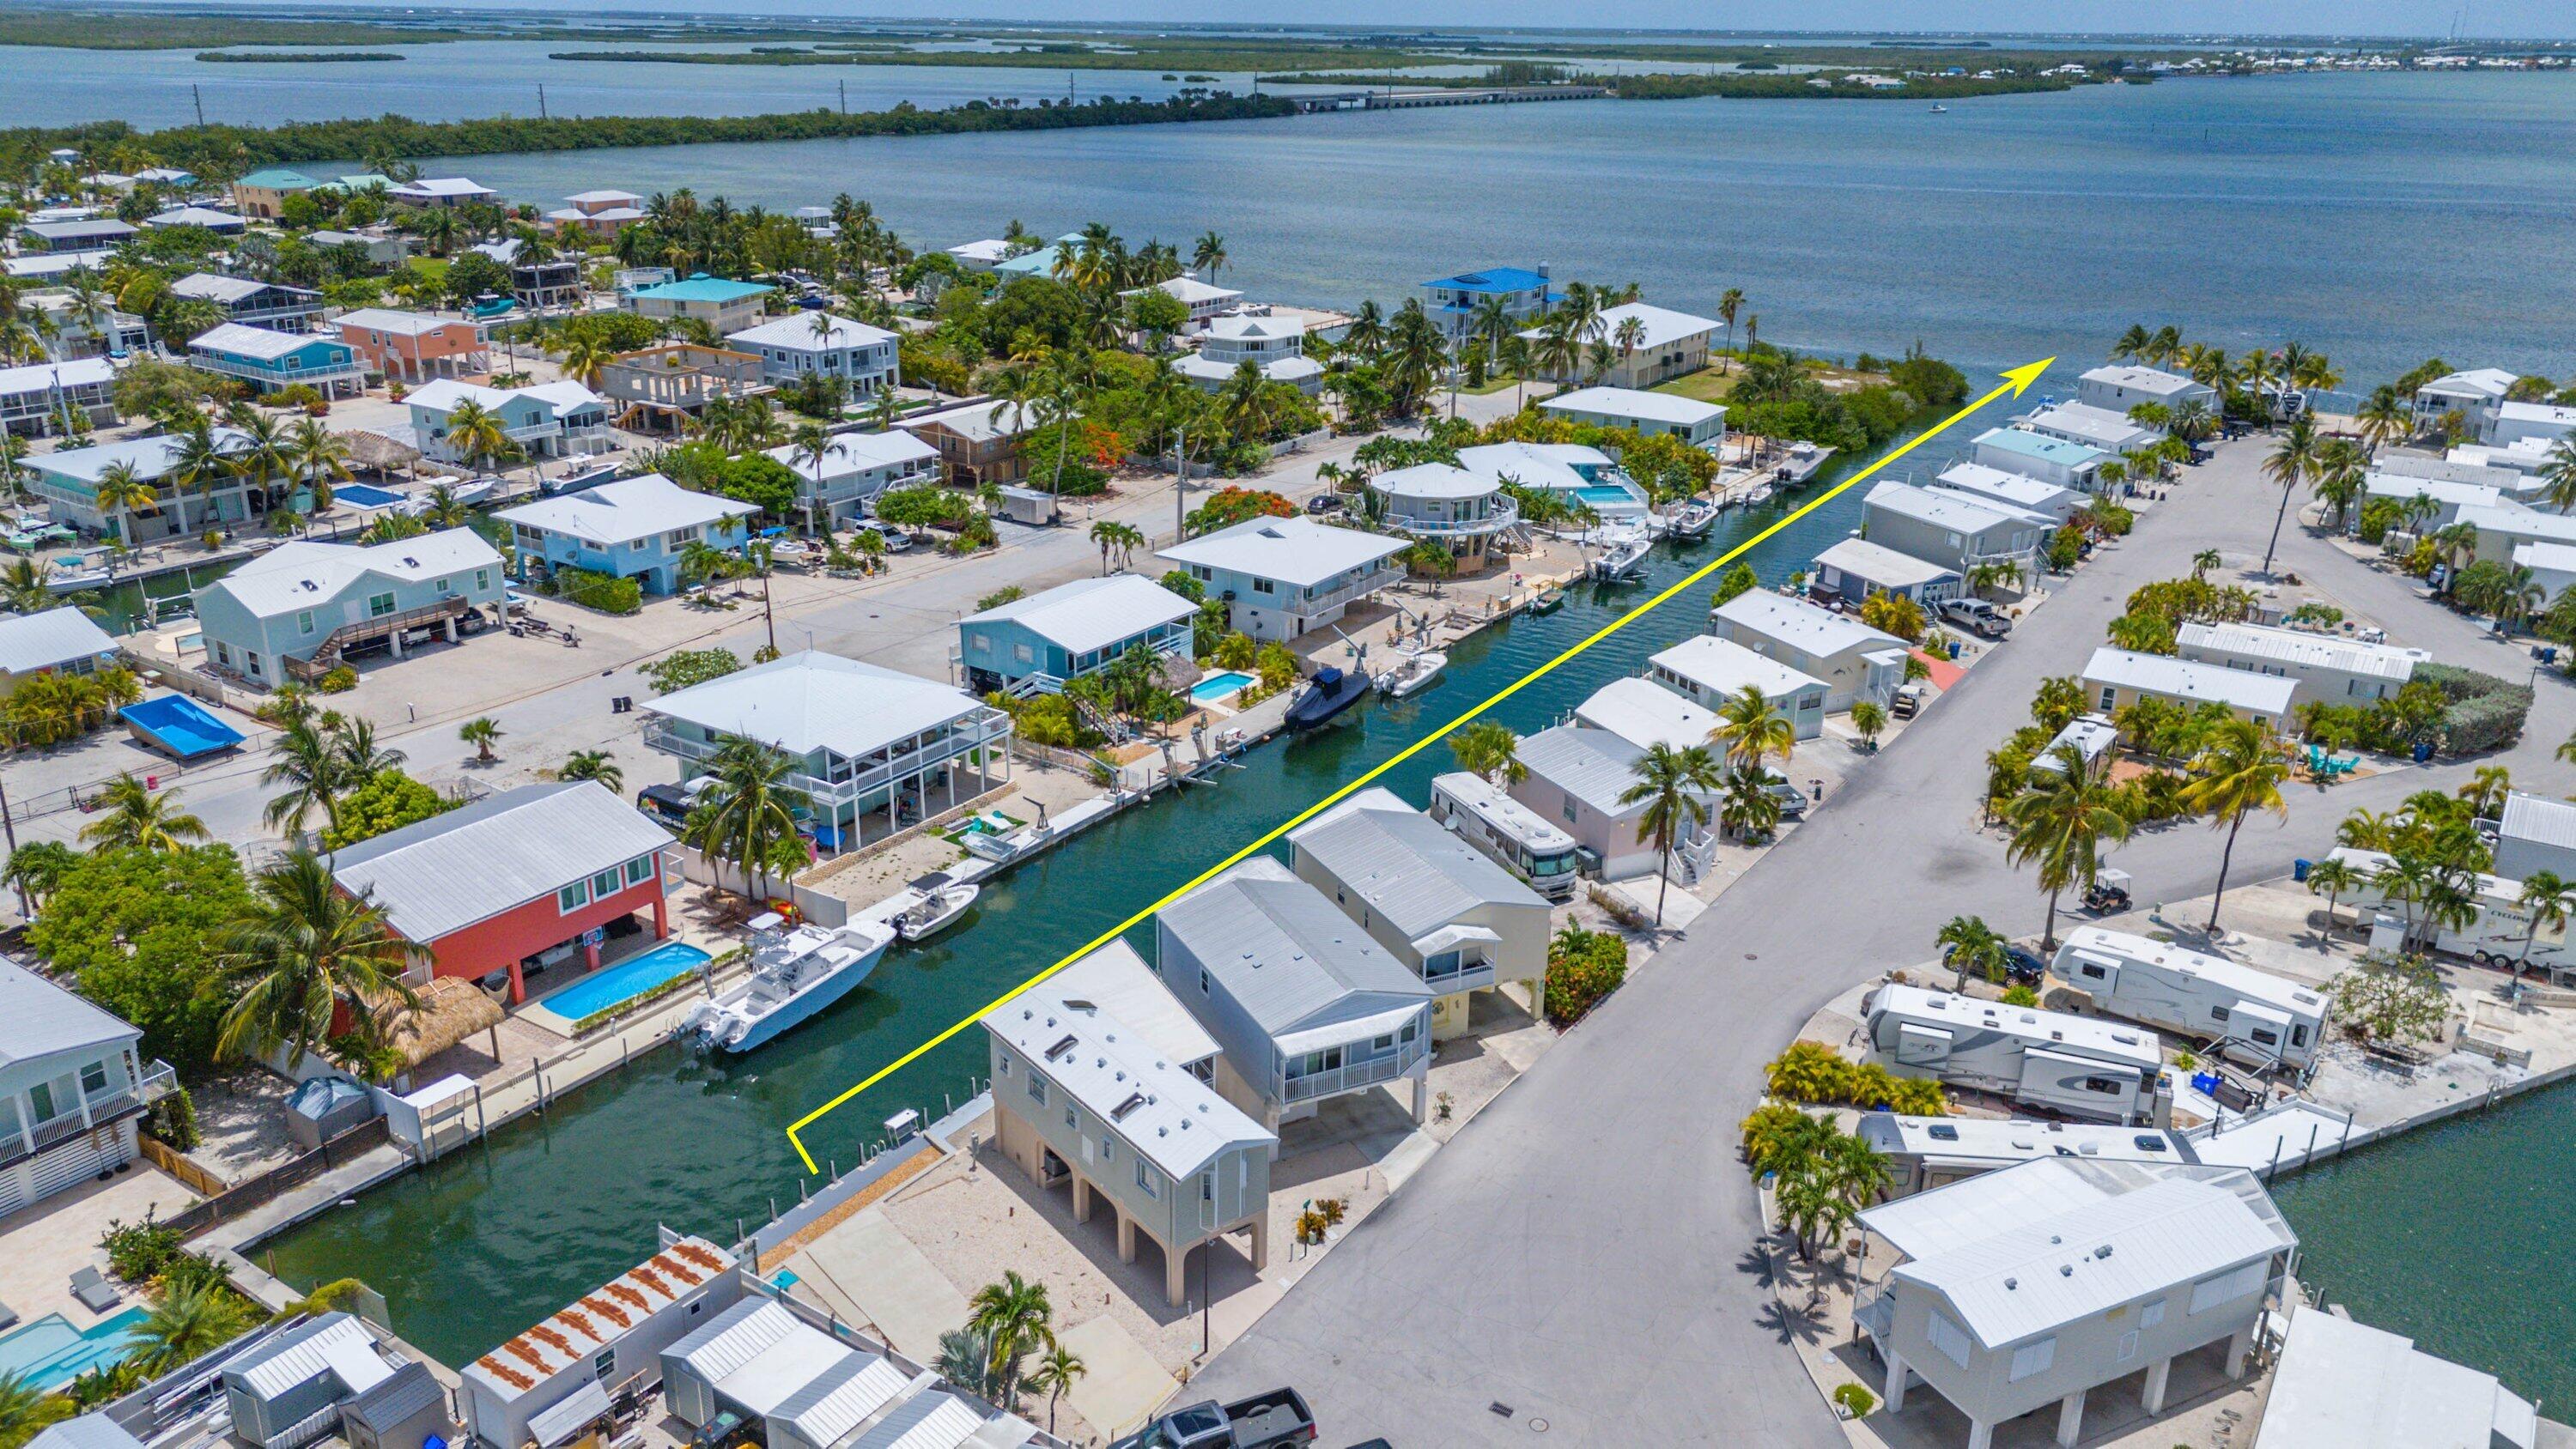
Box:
[2094, 1244, 2113, 1259]
[2060, 1264, 2075, 1277]
[2004, 1277, 2018, 1290]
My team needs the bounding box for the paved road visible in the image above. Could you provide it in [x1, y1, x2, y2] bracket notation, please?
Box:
[1188, 436, 2576, 1444]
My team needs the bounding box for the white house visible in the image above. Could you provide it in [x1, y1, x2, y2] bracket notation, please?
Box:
[0, 606, 117, 694]
[1153, 856, 1435, 1128]
[1972, 427, 2110, 493]
[2486, 400, 2576, 449]
[0, 356, 118, 439]
[1367, 462, 1519, 562]
[2361, 474, 2506, 531]
[406, 378, 612, 464]
[1855, 1158, 2297, 1449]
[2455, 503, 2576, 567]
[1515, 301, 1717, 388]
[2172, 619, 2428, 706]
[1862, 481, 2049, 582]
[1932, 463, 2087, 524]
[2516, 541, 2576, 605]
[2497, 789, 2576, 882]
[1289, 787, 1552, 1040]
[1710, 591, 1909, 712]
[0, 957, 173, 1217]
[2076, 364, 2218, 417]
[387, 177, 495, 208]
[1158, 515, 1406, 642]
[459, 1236, 742, 1449]
[1539, 385, 1728, 449]
[1455, 440, 1649, 518]
[722, 313, 900, 397]
[1646, 634, 1829, 739]
[1118, 274, 1242, 331]
[2020, 401, 2164, 454]
[2254, 1307, 2546, 1449]
[1810, 537, 1964, 609]
[1176, 314, 1322, 394]
[2080, 646, 2296, 729]
[2410, 367, 2521, 432]
[761, 429, 939, 528]
[1572, 676, 1722, 751]
[944, 238, 1014, 271]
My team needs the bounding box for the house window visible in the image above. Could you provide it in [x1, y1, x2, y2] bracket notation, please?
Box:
[297, 609, 315, 636]
[558, 881, 590, 912]
[592, 1346, 617, 1381]
[2082, 1076, 2123, 1094]
[1201, 1171, 1216, 1202]
[1099, 1137, 1114, 1164]
[1198, 968, 1210, 995]
[1135, 1160, 1158, 1198]
[1372, 1034, 1394, 1052]
[2141, 1300, 2166, 1329]
[2009, 1337, 2056, 1381]
[434, 577, 451, 595]
[1252, 578, 1275, 596]
[80, 1060, 108, 1096]
[477, 569, 492, 591]
[1065, 1106, 1077, 1131]
[368, 591, 397, 617]
[1400, 1018, 1419, 1044]
[969, 632, 989, 654]
[1027, 1075, 1047, 1106]
[2099, 686, 2117, 712]
[246, 652, 264, 677]
[215, 643, 231, 666]
[592, 869, 619, 900]
[996, 1057, 1009, 1076]
[1014, 642, 1035, 664]
[624, 856, 653, 887]
[1562, 794, 1580, 826]
[1925, 1310, 1974, 1368]
[2188, 1261, 2268, 1314]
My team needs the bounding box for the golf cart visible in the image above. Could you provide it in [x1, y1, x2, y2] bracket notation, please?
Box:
[2085, 869, 2134, 914]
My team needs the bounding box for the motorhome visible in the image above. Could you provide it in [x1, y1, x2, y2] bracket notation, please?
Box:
[2328, 846, 2576, 983]
[2050, 928, 2330, 1071]
[1428, 771, 1582, 900]
[1862, 984, 2166, 1125]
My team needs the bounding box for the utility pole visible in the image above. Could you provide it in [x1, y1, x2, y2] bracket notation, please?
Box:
[1171, 424, 1188, 542]
[538, 84, 549, 119]
[191, 84, 204, 127]
[838, 79, 847, 115]
[0, 773, 23, 916]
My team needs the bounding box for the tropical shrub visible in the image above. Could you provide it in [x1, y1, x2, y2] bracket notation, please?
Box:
[556, 566, 642, 615]
[2001, 985, 2040, 1007]
[146, 1084, 201, 1151]
[1739, 1102, 1833, 1177]
[26, 846, 253, 1076]
[317, 665, 358, 693]
[1764, 1040, 1947, 1114]
[1832, 1384, 1878, 1418]
[642, 647, 742, 694]
[320, 770, 458, 849]
[1545, 925, 1628, 1026]
[2416, 662, 2531, 755]
[1185, 485, 1294, 535]
[2332, 950, 2449, 1046]
[100, 1211, 187, 1284]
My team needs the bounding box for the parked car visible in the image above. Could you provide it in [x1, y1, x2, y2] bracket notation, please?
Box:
[1938, 942, 2047, 986]
[1940, 597, 2011, 639]
[1109, 1389, 1317, 1449]
[1305, 493, 1345, 515]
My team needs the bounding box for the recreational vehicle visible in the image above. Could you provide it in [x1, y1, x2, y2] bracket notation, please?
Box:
[2329, 845, 2576, 982]
[1862, 984, 2166, 1125]
[2050, 928, 2330, 1071]
[1428, 771, 1582, 900]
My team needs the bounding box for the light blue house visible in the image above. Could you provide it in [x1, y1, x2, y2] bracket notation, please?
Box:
[186, 323, 363, 397]
[994, 233, 1091, 281]
[495, 474, 757, 596]
[958, 573, 1198, 694]
[21, 427, 256, 543]
[406, 379, 612, 466]
[0, 956, 173, 1216]
[1157, 514, 1407, 643]
[193, 528, 508, 685]
[1420, 264, 1558, 340]
[1971, 427, 2110, 494]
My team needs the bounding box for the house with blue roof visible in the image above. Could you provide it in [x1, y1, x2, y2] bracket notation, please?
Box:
[231, 167, 322, 220]
[994, 233, 1091, 281]
[1971, 427, 2110, 494]
[1421, 264, 1559, 340]
[620, 274, 775, 336]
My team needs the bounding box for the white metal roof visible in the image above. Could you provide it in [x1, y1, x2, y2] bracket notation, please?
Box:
[762, 429, 939, 482]
[767, 1348, 913, 1449]
[1865, 479, 2034, 537]
[1516, 300, 1716, 351]
[2362, 473, 2506, 509]
[2458, 502, 2576, 545]
[192, 322, 338, 361]
[496, 474, 756, 547]
[1714, 591, 1907, 662]
[170, 272, 290, 304]
[1869, 984, 2162, 1070]
[1157, 857, 1431, 1039]
[230, 1313, 393, 1400]
[0, 605, 116, 676]
[1573, 676, 1722, 752]
[1856, 1113, 2187, 1170]
[391, 177, 493, 198]
[2080, 646, 2298, 716]
[960, 573, 1195, 656]
[681, 1306, 848, 1416]
[1204, 312, 1307, 342]
[843, 1391, 986, 1449]
[2079, 363, 2208, 400]
[2257, 1307, 2537, 1449]
[143, 206, 244, 229]
[564, 189, 644, 205]
[1649, 634, 1827, 701]
[945, 239, 1012, 264]
[895, 398, 1036, 444]
[985, 955, 1273, 1179]
[0, 955, 138, 1070]
[407, 376, 605, 418]
[1515, 723, 1653, 817]
[2496, 400, 2576, 429]
[333, 307, 465, 337]
[1045, 939, 1218, 1067]
[1811, 537, 1959, 591]
[2175, 620, 2429, 684]
[25, 1416, 146, 1449]
[1370, 462, 1498, 502]
[1157, 515, 1405, 588]
[1932, 463, 2082, 516]
[2055, 927, 2329, 1018]
[2020, 401, 2159, 451]
[2366, 452, 2525, 488]
[642, 651, 987, 761]
[2499, 789, 2576, 853]
[1120, 275, 1242, 306]
[726, 312, 899, 350]
[329, 781, 674, 944]
[1174, 353, 1323, 385]
[2030, 715, 2120, 775]
[1454, 441, 1613, 494]
[2414, 367, 2519, 402]
[1540, 385, 1725, 428]
[1887, 1162, 2293, 1348]
[663, 1298, 795, 1390]
[1290, 787, 1545, 940]
[29, 426, 250, 484]
[207, 529, 502, 620]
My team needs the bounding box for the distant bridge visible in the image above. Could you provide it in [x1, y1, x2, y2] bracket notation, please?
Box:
[1284, 84, 1608, 113]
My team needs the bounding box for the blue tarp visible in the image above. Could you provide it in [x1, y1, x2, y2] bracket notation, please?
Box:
[120, 694, 246, 760]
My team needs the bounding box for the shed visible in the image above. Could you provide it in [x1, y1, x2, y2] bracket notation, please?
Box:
[340, 1360, 452, 1449]
[284, 1076, 378, 1149]
[222, 1313, 397, 1449]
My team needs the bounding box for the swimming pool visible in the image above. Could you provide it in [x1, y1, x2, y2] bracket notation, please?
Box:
[335, 483, 406, 509]
[1190, 670, 1255, 702]
[535, 940, 713, 1022]
[1573, 484, 1639, 508]
[0, 1309, 149, 1391]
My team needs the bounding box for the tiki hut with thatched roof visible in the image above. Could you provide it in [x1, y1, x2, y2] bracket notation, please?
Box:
[381, 974, 505, 1079]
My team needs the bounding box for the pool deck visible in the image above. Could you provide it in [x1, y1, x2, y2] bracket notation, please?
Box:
[0, 1167, 197, 1344]
[514, 937, 715, 1035]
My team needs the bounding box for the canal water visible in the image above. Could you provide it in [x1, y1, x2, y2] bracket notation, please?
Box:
[258, 435, 1934, 1367]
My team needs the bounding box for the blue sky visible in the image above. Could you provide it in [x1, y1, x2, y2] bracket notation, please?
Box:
[283, 2, 2572, 40]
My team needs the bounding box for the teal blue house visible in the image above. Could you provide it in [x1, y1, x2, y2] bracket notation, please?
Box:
[994, 233, 1091, 280]
[958, 573, 1198, 694]
[186, 323, 363, 397]
[495, 474, 758, 596]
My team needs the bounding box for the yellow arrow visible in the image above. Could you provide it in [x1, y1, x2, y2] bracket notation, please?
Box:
[785, 355, 2054, 1172]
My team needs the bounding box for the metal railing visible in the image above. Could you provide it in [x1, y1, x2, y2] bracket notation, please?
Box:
[1281, 1041, 1425, 1104]
[1853, 1287, 1896, 1342]
[646, 712, 1013, 805]
[1384, 496, 1520, 537]
[1291, 565, 1406, 616]
[1, 1059, 175, 1165]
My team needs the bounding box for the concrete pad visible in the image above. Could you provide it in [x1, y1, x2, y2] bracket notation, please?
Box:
[793, 1208, 967, 1361]
[0, 1166, 197, 1331]
[1377, 1131, 1440, 1193]
[1055, 1313, 1179, 1441]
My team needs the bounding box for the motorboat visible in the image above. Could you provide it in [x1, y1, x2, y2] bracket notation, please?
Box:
[679, 914, 895, 1053]
[1929, 104, 1950, 113]
[1587, 523, 1653, 582]
[1662, 497, 1722, 540]
[1739, 482, 1776, 506]
[1527, 586, 1566, 615]
[891, 872, 979, 941]
[1285, 665, 1370, 731]
[1375, 648, 1449, 699]
[1774, 441, 1836, 486]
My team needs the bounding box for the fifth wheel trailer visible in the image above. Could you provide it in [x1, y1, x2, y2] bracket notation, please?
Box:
[2050, 927, 2330, 1071]
[1862, 984, 2166, 1125]
[2328, 845, 2576, 983]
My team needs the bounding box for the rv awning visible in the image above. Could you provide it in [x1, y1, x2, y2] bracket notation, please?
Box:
[1408, 924, 1501, 957]
[2024, 1046, 2135, 1085]
[1278, 1003, 1424, 1057]
[526, 1378, 611, 1448]
[2233, 1002, 2293, 1028]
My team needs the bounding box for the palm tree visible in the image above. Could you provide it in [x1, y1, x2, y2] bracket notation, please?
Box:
[1023, 1343, 1086, 1435]
[2354, 385, 2411, 457]
[1710, 684, 1795, 774]
[1617, 742, 1722, 926]
[77, 773, 209, 852]
[965, 1270, 1055, 1408]
[419, 482, 469, 529]
[1935, 914, 2009, 991]
[2303, 855, 2362, 931]
[1448, 721, 1524, 785]
[262, 720, 347, 835]
[130, 1278, 253, 1374]
[213, 849, 417, 1070]
[1189, 230, 1227, 287]
[1716, 288, 1745, 370]
[325, 717, 404, 784]
[554, 749, 623, 790]
[2191, 549, 2222, 579]
[2513, 870, 2576, 980]
[2002, 743, 2135, 950]
[2258, 414, 2316, 576]
[91, 459, 160, 547]
[2183, 718, 2291, 932]
[442, 398, 514, 476]
[0, 1367, 74, 1446]
[683, 735, 807, 899]
[934, 1326, 1004, 1403]
[459, 717, 503, 763]
[557, 333, 614, 390]
[2537, 435, 2576, 514]
[787, 420, 835, 537]
[287, 416, 351, 501]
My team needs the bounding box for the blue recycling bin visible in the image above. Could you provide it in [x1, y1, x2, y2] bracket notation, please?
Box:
[1947, 640, 1962, 659]
[2293, 858, 2313, 882]
[2413, 741, 2433, 762]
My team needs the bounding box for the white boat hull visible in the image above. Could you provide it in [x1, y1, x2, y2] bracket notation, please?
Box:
[897, 883, 980, 941]
[1376, 651, 1449, 698]
[684, 922, 894, 1053]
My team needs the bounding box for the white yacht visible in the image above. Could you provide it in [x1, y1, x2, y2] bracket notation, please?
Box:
[681, 914, 895, 1053]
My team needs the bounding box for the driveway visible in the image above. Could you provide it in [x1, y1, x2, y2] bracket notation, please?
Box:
[1186, 435, 2576, 1444]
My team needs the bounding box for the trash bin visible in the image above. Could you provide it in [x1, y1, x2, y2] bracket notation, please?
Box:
[2413, 741, 2434, 763]
[2293, 858, 2313, 882]
[1947, 641, 1962, 659]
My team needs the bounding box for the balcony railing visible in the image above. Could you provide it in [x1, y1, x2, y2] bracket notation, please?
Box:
[0, 1059, 172, 1167]
[1285, 565, 1405, 617]
[1854, 1287, 1896, 1342]
[1384, 497, 1520, 537]
[1421, 961, 1498, 996]
[647, 711, 1012, 805]
[1280, 1040, 1427, 1104]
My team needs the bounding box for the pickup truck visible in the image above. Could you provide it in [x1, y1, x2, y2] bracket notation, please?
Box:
[1110, 1388, 1317, 1449]
[1939, 597, 2011, 638]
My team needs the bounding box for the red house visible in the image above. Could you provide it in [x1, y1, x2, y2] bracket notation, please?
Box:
[330, 780, 677, 1004]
